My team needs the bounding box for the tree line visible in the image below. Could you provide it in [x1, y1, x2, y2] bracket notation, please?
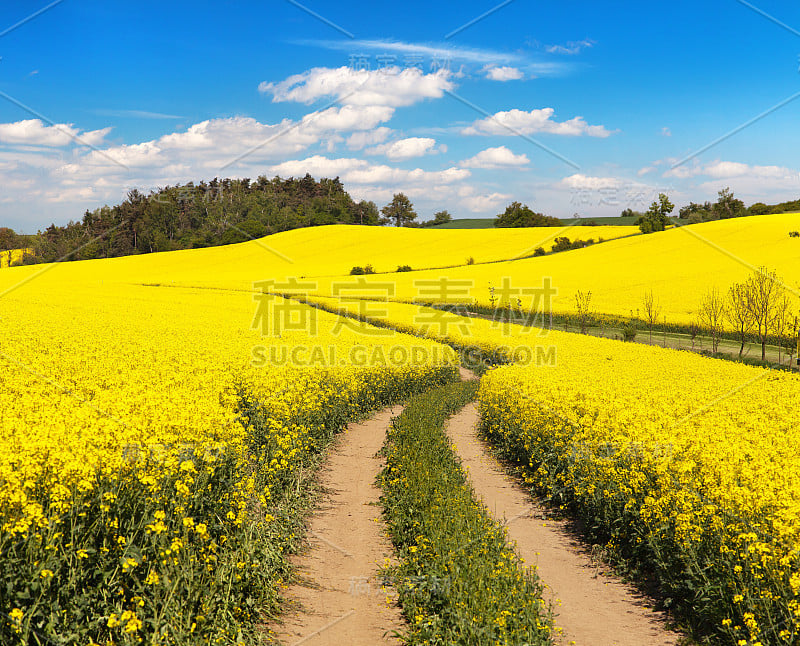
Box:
[0, 174, 384, 264]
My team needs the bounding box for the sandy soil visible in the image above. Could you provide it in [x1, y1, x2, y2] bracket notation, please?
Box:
[445, 402, 683, 646]
[268, 406, 405, 646]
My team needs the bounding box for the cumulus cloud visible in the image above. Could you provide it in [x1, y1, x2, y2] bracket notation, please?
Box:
[659, 160, 800, 197]
[267, 155, 469, 186]
[366, 137, 437, 160]
[346, 127, 392, 150]
[663, 160, 797, 180]
[0, 119, 112, 147]
[460, 146, 529, 169]
[557, 174, 622, 190]
[455, 186, 511, 212]
[259, 66, 454, 107]
[462, 108, 612, 137]
[56, 105, 397, 182]
[483, 66, 524, 81]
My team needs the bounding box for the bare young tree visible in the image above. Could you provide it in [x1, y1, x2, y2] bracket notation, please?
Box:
[725, 281, 753, 358]
[574, 290, 593, 334]
[774, 294, 793, 365]
[642, 289, 661, 345]
[745, 267, 786, 361]
[698, 287, 726, 354]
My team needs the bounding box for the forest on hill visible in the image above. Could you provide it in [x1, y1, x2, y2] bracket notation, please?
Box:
[0, 174, 381, 264]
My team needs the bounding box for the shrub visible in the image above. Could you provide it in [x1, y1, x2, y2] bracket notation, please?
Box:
[551, 237, 573, 253]
[350, 266, 365, 275]
[622, 320, 637, 342]
[789, 231, 799, 238]
[533, 247, 545, 257]
[364, 264, 375, 274]
[397, 265, 412, 272]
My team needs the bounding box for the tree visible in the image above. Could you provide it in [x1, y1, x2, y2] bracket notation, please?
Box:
[725, 282, 753, 357]
[774, 295, 793, 364]
[636, 193, 674, 233]
[432, 210, 452, 225]
[711, 187, 745, 220]
[642, 289, 661, 344]
[0, 227, 18, 250]
[698, 287, 725, 354]
[494, 202, 561, 227]
[380, 193, 417, 227]
[574, 290, 593, 334]
[744, 267, 786, 361]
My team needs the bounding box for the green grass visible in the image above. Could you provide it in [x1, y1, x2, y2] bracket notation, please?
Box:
[428, 216, 639, 228]
[380, 382, 554, 645]
[428, 218, 495, 229]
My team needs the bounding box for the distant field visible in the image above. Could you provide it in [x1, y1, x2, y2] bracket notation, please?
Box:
[432, 216, 638, 228]
[0, 223, 641, 290]
[307, 213, 800, 326]
[430, 218, 494, 228]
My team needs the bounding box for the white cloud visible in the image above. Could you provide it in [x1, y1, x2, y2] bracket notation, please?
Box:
[0, 119, 112, 147]
[484, 65, 524, 81]
[346, 127, 392, 150]
[456, 187, 511, 212]
[557, 174, 622, 190]
[545, 39, 594, 55]
[266, 155, 470, 187]
[296, 39, 523, 66]
[56, 105, 398, 183]
[637, 166, 656, 176]
[366, 137, 437, 160]
[462, 108, 612, 138]
[660, 160, 800, 197]
[259, 66, 454, 107]
[460, 146, 529, 169]
[663, 160, 798, 181]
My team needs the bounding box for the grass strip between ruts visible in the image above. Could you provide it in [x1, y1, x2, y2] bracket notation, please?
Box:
[380, 381, 554, 645]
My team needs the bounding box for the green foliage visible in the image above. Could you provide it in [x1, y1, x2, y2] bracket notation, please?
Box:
[380, 193, 417, 227]
[636, 193, 674, 233]
[350, 265, 376, 275]
[422, 210, 453, 227]
[381, 383, 554, 645]
[396, 265, 413, 272]
[7, 175, 381, 265]
[494, 202, 561, 228]
[789, 231, 799, 238]
[551, 237, 573, 253]
[533, 247, 545, 257]
[622, 319, 637, 342]
[551, 237, 595, 253]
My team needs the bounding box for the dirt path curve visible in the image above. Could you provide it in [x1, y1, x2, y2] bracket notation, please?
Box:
[446, 400, 682, 646]
[270, 406, 405, 646]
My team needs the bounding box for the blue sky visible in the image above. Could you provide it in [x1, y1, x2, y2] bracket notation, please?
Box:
[1, 0, 800, 231]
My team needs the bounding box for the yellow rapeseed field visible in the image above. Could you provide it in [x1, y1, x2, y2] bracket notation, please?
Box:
[4, 213, 800, 644]
[0, 248, 31, 268]
[301, 295, 800, 644]
[302, 214, 800, 326]
[0, 222, 637, 292]
[0, 275, 456, 644]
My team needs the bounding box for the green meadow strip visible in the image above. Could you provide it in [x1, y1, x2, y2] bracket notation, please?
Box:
[380, 382, 554, 645]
